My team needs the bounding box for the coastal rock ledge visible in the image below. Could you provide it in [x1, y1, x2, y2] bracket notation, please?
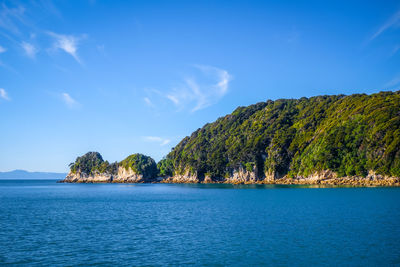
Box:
[61, 166, 156, 183]
[160, 170, 400, 186]
[61, 170, 400, 186]
[62, 168, 400, 186]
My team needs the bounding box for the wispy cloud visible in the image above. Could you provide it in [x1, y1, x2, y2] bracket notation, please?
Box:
[0, 3, 25, 35]
[143, 97, 154, 107]
[0, 88, 10, 101]
[21, 41, 37, 58]
[369, 10, 400, 42]
[384, 74, 400, 89]
[164, 65, 232, 112]
[166, 94, 179, 105]
[61, 92, 79, 108]
[392, 45, 400, 56]
[143, 136, 171, 146]
[48, 32, 85, 64]
[0, 45, 6, 53]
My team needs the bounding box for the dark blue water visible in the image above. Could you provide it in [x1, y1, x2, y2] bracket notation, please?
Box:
[0, 180, 399, 266]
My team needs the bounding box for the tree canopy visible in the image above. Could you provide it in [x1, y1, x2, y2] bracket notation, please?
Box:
[167, 91, 400, 180]
[119, 153, 158, 178]
[69, 152, 155, 178]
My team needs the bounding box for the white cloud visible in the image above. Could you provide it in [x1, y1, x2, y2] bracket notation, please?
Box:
[144, 97, 154, 107]
[370, 10, 400, 42]
[195, 64, 231, 95]
[61, 92, 78, 108]
[165, 65, 232, 112]
[143, 136, 171, 146]
[160, 139, 171, 146]
[21, 41, 37, 58]
[0, 88, 10, 100]
[166, 94, 180, 105]
[0, 45, 6, 53]
[48, 32, 85, 64]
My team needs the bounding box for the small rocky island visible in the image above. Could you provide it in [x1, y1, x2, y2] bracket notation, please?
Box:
[61, 91, 400, 186]
[62, 152, 159, 183]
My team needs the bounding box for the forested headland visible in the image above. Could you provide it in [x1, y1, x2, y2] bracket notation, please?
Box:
[63, 91, 400, 185]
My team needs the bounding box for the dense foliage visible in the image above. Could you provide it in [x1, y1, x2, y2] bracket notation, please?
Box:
[69, 152, 155, 178]
[157, 157, 174, 177]
[167, 91, 400, 180]
[69, 152, 118, 175]
[119, 153, 158, 178]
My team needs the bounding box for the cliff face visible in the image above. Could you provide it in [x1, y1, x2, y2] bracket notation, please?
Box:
[62, 167, 155, 183]
[63, 171, 113, 183]
[161, 170, 200, 183]
[113, 167, 146, 183]
[225, 168, 258, 184]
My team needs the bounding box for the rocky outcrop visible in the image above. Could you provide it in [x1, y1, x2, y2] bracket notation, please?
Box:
[61, 166, 155, 183]
[63, 152, 158, 183]
[161, 170, 200, 183]
[62, 171, 113, 183]
[255, 170, 399, 186]
[62, 167, 400, 186]
[224, 168, 257, 184]
[161, 169, 400, 186]
[112, 167, 146, 183]
[162, 167, 260, 184]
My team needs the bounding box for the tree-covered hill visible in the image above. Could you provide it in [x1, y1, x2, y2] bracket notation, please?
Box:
[68, 152, 157, 179]
[161, 91, 400, 181]
[69, 152, 118, 175]
[119, 154, 157, 178]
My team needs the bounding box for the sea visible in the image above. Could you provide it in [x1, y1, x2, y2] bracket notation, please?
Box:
[0, 179, 399, 266]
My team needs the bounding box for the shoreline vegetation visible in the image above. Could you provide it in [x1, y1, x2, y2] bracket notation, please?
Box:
[61, 91, 400, 187]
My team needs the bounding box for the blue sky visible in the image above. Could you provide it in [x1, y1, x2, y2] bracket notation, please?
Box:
[0, 0, 399, 172]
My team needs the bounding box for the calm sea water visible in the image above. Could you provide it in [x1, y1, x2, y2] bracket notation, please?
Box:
[0, 180, 399, 266]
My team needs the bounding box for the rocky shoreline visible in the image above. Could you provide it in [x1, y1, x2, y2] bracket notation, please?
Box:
[60, 166, 162, 183]
[158, 169, 400, 186]
[160, 176, 400, 186]
[60, 169, 400, 186]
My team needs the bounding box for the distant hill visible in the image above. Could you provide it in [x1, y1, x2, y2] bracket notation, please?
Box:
[0, 170, 67, 179]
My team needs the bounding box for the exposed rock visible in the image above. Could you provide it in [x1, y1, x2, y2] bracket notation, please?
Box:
[61, 166, 156, 183]
[162, 169, 400, 186]
[62, 168, 400, 186]
[62, 171, 112, 183]
[112, 166, 146, 183]
[161, 170, 200, 183]
[263, 171, 277, 183]
[224, 168, 257, 184]
[260, 170, 400, 186]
